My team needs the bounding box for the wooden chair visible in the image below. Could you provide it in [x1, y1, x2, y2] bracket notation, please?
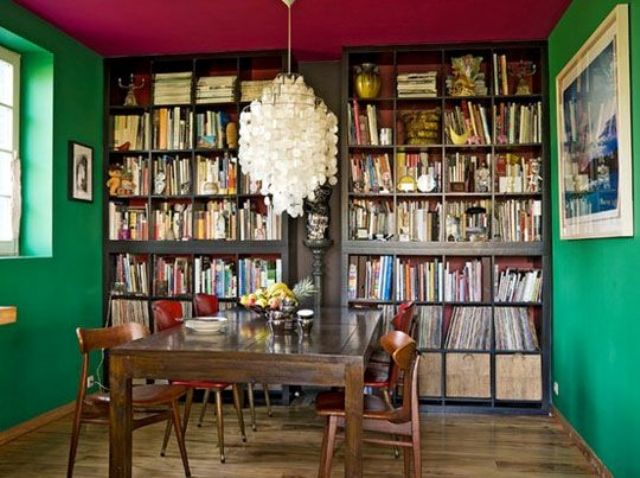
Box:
[315, 330, 421, 478]
[193, 293, 272, 431]
[67, 323, 191, 478]
[152, 300, 246, 463]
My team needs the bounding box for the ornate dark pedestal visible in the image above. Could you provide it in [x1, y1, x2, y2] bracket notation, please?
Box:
[303, 239, 333, 310]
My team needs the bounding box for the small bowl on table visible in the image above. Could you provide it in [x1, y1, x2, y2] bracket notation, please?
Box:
[296, 309, 314, 335]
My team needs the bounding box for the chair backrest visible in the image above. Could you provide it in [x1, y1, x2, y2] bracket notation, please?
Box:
[380, 330, 420, 424]
[193, 293, 219, 317]
[152, 300, 184, 332]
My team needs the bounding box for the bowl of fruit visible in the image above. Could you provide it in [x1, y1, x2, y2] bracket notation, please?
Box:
[239, 278, 316, 327]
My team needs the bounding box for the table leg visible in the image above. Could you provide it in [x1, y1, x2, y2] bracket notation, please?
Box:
[344, 361, 364, 477]
[109, 355, 132, 478]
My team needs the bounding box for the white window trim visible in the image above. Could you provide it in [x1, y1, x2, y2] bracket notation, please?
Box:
[0, 45, 20, 256]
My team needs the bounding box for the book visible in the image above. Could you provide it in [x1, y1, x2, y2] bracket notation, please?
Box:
[493, 101, 542, 144]
[415, 306, 443, 349]
[112, 254, 149, 295]
[494, 267, 543, 302]
[196, 111, 230, 148]
[238, 257, 282, 295]
[349, 199, 395, 240]
[196, 75, 237, 104]
[494, 307, 539, 351]
[395, 257, 443, 301]
[241, 80, 272, 102]
[445, 306, 491, 350]
[494, 199, 542, 242]
[152, 155, 191, 196]
[445, 200, 491, 242]
[109, 202, 148, 240]
[153, 256, 191, 296]
[111, 299, 149, 327]
[194, 256, 237, 297]
[111, 156, 149, 197]
[195, 155, 237, 195]
[111, 113, 150, 151]
[397, 71, 438, 98]
[443, 259, 491, 303]
[446, 153, 492, 192]
[396, 200, 440, 241]
[153, 71, 192, 105]
[347, 255, 393, 301]
[444, 101, 492, 145]
[152, 202, 192, 241]
[193, 200, 237, 240]
[238, 199, 281, 240]
[395, 152, 441, 193]
[350, 153, 393, 193]
[153, 107, 193, 150]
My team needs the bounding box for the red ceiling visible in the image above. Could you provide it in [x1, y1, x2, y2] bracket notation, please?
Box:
[14, 0, 570, 60]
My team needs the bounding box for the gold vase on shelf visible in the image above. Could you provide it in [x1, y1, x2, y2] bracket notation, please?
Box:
[353, 63, 381, 99]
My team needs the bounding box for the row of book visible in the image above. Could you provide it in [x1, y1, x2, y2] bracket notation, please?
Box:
[445, 200, 490, 242]
[111, 114, 150, 151]
[396, 152, 441, 193]
[395, 258, 443, 302]
[110, 299, 150, 328]
[108, 203, 148, 240]
[111, 156, 149, 197]
[152, 203, 192, 241]
[194, 257, 237, 298]
[445, 306, 492, 350]
[493, 199, 542, 242]
[396, 200, 440, 242]
[196, 75, 236, 104]
[196, 110, 230, 149]
[444, 101, 492, 145]
[494, 102, 542, 144]
[397, 72, 438, 98]
[349, 199, 394, 240]
[241, 80, 272, 102]
[350, 153, 393, 193]
[443, 258, 491, 303]
[347, 101, 386, 146]
[494, 268, 542, 303]
[414, 306, 442, 349]
[195, 155, 237, 195]
[347, 255, 394, 301]
[154, 256, 191, 296]
[447, 153, 491, 192]
[238, 257, 283, 296]
[494, 307, 539, 351]
[193, 200, 237, 240]
[152, 155, 191, 196]
[495, 154, 542, 193]
[113, 253, 149, 295]
[154, 71, 192, 105]
[152, 107, 193, 150]
[238, 200, 281, 240]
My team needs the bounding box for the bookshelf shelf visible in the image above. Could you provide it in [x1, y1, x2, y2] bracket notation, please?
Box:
[341, 42, 550, 413]
[104, 50, 291, 332]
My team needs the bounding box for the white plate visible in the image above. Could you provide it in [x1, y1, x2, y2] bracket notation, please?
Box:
[184, 316, 227, 333]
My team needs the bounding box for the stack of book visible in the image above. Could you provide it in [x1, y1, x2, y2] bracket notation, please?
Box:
[493, 54, 510, 95]
[111, 299, 149, 327]
[154, 256, 191, 296]
[495, 154, 542, 193]
[415, 306, 443, 349]
[196, 111, 228, 149]
[195, 155, 237, 195]
[494, 307, 539, 351]
[152, 156, 191, 196]
[396, 152, 441, 193]
[443, 258, 491, 302]
[444, 101, 492, 144]
[346, 255, 393, 301]
[196, 75, 237, 104]
[349, 199, 394, 240]
[241, 173, 262, 195]
[494, 267, 543, 303]
[113, 254, 149, 295]
[445, 306, 492, 350]
[194, 256, 237, 298]
[350, 153, 393, 193]
[397, 72, 438, 98]
[193, 200, 237, 240]
[396, 200, 440, 242]
[111, 114, 150, 150]
[238, 200, 281, 240]
[152, 107, 193, 150]
[447, 153, 492, 192]
[152, 202, 192, 241]
[153, 71, 192, 105]
[395, 257, 443, 302]
[493, 102, 542, 144]
[494, 199, 542, 242]
[241, 80, 271, 102]
[445, 200, 491, 242]
[348, 101, 385, 146]
[238, 257, 282, 295]
[108, 202, 148, 240]
[113, 156, 149, 197]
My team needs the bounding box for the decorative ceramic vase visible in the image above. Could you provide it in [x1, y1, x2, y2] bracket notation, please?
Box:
[353, 63, 381, 99]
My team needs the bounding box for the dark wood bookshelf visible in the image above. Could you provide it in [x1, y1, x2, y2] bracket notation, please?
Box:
[341, 42, 550, 413]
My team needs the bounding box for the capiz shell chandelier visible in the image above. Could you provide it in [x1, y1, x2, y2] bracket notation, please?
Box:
[238, 0, 338, 217]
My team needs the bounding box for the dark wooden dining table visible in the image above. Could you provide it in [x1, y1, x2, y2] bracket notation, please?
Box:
[108, 306, 383, 477]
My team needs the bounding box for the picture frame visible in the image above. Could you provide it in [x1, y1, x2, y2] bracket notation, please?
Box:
[556, 4, 633, 239]
[68, 141, 93, 202]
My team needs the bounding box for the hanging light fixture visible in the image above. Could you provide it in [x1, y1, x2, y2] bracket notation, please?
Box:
[238, 0, 338, 218]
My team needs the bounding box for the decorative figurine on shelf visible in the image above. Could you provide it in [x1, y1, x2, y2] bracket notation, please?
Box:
[303, 184, 332, 241]
[528, 157, 543, 193]
[106, 167, 122, 196]
[154, 171, 166, 195]
[449, 55, 485, 96]
[508, 60, 537, 95]
[118, 74, 145, 107]
[117, 171, 136, 196]
[353, 63, 382, 99]
[596, 157, 611, 190]
[474, 162, 491, 192]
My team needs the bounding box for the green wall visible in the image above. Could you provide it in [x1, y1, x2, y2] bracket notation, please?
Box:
[0, 0, 103, 430]
[549, 1, 640, 476]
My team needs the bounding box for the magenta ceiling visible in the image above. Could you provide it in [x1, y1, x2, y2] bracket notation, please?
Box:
[14, 0, 570, 60]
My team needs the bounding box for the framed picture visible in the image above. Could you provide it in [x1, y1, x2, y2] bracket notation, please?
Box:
[68, 141, 93, 202]
[556, 5, 633, 239]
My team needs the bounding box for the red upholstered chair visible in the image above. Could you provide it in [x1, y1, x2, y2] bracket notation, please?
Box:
[67, 323, 190, 478]
[193, 293, 272, 430]
[152, 300, 246, 463]
[316, 331, 422, 478]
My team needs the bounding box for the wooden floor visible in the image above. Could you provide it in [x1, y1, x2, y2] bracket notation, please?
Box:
[0, 404, 596, 477]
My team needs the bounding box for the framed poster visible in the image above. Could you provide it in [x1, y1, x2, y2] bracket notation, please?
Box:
[68, 141, 93, 202]
[556, 4, 633, 239]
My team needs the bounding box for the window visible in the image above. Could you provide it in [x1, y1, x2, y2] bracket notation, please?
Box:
[0, 45, 20, 256]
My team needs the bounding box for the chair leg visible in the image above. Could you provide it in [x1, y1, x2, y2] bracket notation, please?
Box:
[214, 389, 226, 463]
[160, 415, 172, 457]
[232, 384, 247, 442]
[412, 425, 421, 478]
[403, 444, 412, 478]
[319, 415, 338, 478]
[171, 400, 192, 477]
[263, 383, 272, 417]
[247, 382, 257, 431]
[182, 388, 194, 434]
[66, 409, 83, 478]
[382, 387, 400, 459]
[198, 389, 211, 427]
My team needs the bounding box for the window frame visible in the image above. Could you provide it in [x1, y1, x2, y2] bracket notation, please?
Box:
[0, 44, 20, 256]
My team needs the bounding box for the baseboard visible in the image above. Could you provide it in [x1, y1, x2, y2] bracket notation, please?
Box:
[552, 406, 612, 478]
[0, 402, 75, 446]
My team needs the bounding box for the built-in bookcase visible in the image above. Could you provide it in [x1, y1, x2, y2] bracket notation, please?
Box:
[103, 51, 291, 331]
[341, 43, 550, 412]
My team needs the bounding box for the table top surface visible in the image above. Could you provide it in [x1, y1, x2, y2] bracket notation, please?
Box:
[112, 307, 383, 362]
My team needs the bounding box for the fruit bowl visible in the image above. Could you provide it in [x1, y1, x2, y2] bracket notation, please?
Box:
[239, 278, 316, 326]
